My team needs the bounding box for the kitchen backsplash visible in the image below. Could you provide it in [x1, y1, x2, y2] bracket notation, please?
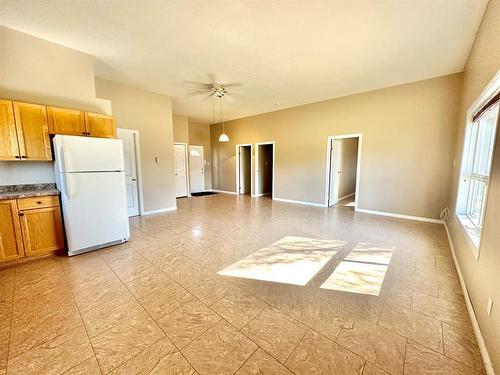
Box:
[0, 161, 55, 186]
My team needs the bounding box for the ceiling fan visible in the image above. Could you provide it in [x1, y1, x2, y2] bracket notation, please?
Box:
[185, 74, 244, 102]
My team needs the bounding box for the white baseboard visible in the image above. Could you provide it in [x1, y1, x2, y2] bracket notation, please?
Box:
[443, 222, 494, 375]
[141, 206, 177, 216]
[355, 208, 443, 224]
[211, 189, 237, 195]
[273, 197, 326, 208]
[251, 193, 269, 197]
[338, 192, 355, 201]
[444, 223, 495, 373]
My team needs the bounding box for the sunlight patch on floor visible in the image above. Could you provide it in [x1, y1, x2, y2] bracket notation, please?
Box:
[320, 243, 394, 296]
[218, 236, 346, 286]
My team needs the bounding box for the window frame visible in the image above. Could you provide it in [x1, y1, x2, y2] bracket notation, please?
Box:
[455, 71, 500, 260]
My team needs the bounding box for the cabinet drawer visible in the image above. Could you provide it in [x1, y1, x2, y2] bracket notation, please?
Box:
[17, 195, 60, 211]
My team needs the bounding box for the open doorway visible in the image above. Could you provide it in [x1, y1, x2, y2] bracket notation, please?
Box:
[325, 134, 362, 209]
[117, 128, 144, 217]
[236, 144, 252, 195]
[255, 142, 275, 198]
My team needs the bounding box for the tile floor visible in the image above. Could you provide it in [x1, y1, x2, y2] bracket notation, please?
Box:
[0, 194, 485, 374]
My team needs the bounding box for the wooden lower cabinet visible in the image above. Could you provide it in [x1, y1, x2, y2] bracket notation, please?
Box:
[19, 206, 65, 257]
[0, 197, 65, 262]
[0, 200, 24, 262]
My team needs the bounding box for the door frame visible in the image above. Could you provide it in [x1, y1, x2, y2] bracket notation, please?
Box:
[254, 141, 275, 199]
[324, 133, 362, 209]
[174, 142, 191, 197]
[117, 128, 145, 216]
[235, 143, 253, 195]
[188, 144, 205, 193]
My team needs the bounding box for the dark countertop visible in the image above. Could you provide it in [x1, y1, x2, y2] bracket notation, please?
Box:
[0, 184, 60, 200]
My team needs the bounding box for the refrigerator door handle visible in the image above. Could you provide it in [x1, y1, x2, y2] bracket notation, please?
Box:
[64, 173, 73, 202]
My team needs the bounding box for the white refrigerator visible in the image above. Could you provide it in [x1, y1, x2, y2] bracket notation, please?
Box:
[53, 135, 130, 256]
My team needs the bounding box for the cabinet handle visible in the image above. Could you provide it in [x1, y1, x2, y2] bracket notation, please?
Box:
[15, 155, 21, 159]
[37, 201, 42, 204]
[21, 156, 27, 159]
[19, 213, 24, 216]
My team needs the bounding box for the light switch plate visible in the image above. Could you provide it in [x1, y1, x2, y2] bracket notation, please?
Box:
[487, 297, 493, 316]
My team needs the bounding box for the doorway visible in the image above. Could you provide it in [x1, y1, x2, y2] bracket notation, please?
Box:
[189, 145, 205, 193]
[236, 144, 252, 195]
[325, 134, 362, 209]
[255, 142, 275, 198]
[174, 143, 189, 198]
[117, 128, 143, 217]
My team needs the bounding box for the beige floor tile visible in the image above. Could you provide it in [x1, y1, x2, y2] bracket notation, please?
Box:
[138, 280, 194, 320]
[72, 277, 132, 312]
[186, 274, 233, 305]
[411, 292, 470, 326]
[241, 308, 307, 363]
[443, 322, 485, 372]
[236, 348, 293, 375]
[63, 356, 101, 375]
[0, 321, 10, 373]
[120, 267, 173, 299]
[9, 302, 83, 359]
[285, 330, 365, 374]
[7, 325, 93, 375]
[211, 287, 267, 329]
[81, 293, 145, 337]
[337, 318, 406, 375]
[404, 341, 483, 375]
[183, 320, 257, 375]
[378, 303, 443, 353]
[362, 362, 390, 374]
[92, 311, 165, 373]
[157, 299, 221, 349]
[110, 337, 195, 374]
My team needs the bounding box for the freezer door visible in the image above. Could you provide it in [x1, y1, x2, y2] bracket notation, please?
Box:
[54, 135, 124, 173]
[59, 171, 130, 253]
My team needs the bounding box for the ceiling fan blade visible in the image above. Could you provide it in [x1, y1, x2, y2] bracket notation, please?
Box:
[189, 88, 210, 92]
[183, 80, 211, 88]
[186, 91, 210, 98]
[222, 82, 242, 88]
[208, 73, 217, 85]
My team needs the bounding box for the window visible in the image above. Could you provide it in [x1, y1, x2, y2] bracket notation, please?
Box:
[456, 92, 499, 250]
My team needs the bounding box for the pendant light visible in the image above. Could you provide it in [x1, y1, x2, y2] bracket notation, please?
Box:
[216, 96, 229, 142]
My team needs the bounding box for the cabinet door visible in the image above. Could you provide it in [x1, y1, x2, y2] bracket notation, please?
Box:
[13, 102, 52, 161]
[47, 106, 86, 136]
[19, 206, 65, 256]
[85, 112, 116, 138]
[0, 99, 21, 160]
[0, 200, 24, 262]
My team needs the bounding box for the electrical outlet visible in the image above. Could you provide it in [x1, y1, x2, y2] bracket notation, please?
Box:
[487, 297, 493, 316]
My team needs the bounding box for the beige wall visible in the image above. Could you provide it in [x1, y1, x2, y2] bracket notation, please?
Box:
[95, 78, 176, 212]
[173, 114, 189, 143]
[0, 26, 111, 186]
[338, 138, 358, 199]
[211, 73, 462, 219]
[188, 121, 212, 190]
[446, 0, 500, 371]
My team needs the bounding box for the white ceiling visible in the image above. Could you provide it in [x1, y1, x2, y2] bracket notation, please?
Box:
[0, 0, 488, 123]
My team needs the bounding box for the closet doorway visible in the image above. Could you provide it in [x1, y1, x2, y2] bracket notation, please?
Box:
[236, 144, 252, 195]
[325, 134, 362, 209]
[255, 142, 275, 198]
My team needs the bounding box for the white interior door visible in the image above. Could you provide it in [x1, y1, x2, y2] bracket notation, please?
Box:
[189, 145, 205, 193]
[174, 144, 188, 197]
[117, 129, 140, 217]
[328, 139, 342, 206]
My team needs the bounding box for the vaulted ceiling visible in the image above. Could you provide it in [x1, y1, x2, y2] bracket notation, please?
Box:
[1, 0, 489, 123]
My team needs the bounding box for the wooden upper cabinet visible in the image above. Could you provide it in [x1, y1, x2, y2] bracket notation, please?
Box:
[19, 206, 65, 257]
[13, 102, 52, 161]
[85, 112, 116, 138]
[47, 106, 86, 136]
[0, 200, 24, 262]
[0, 100, 21, 160]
